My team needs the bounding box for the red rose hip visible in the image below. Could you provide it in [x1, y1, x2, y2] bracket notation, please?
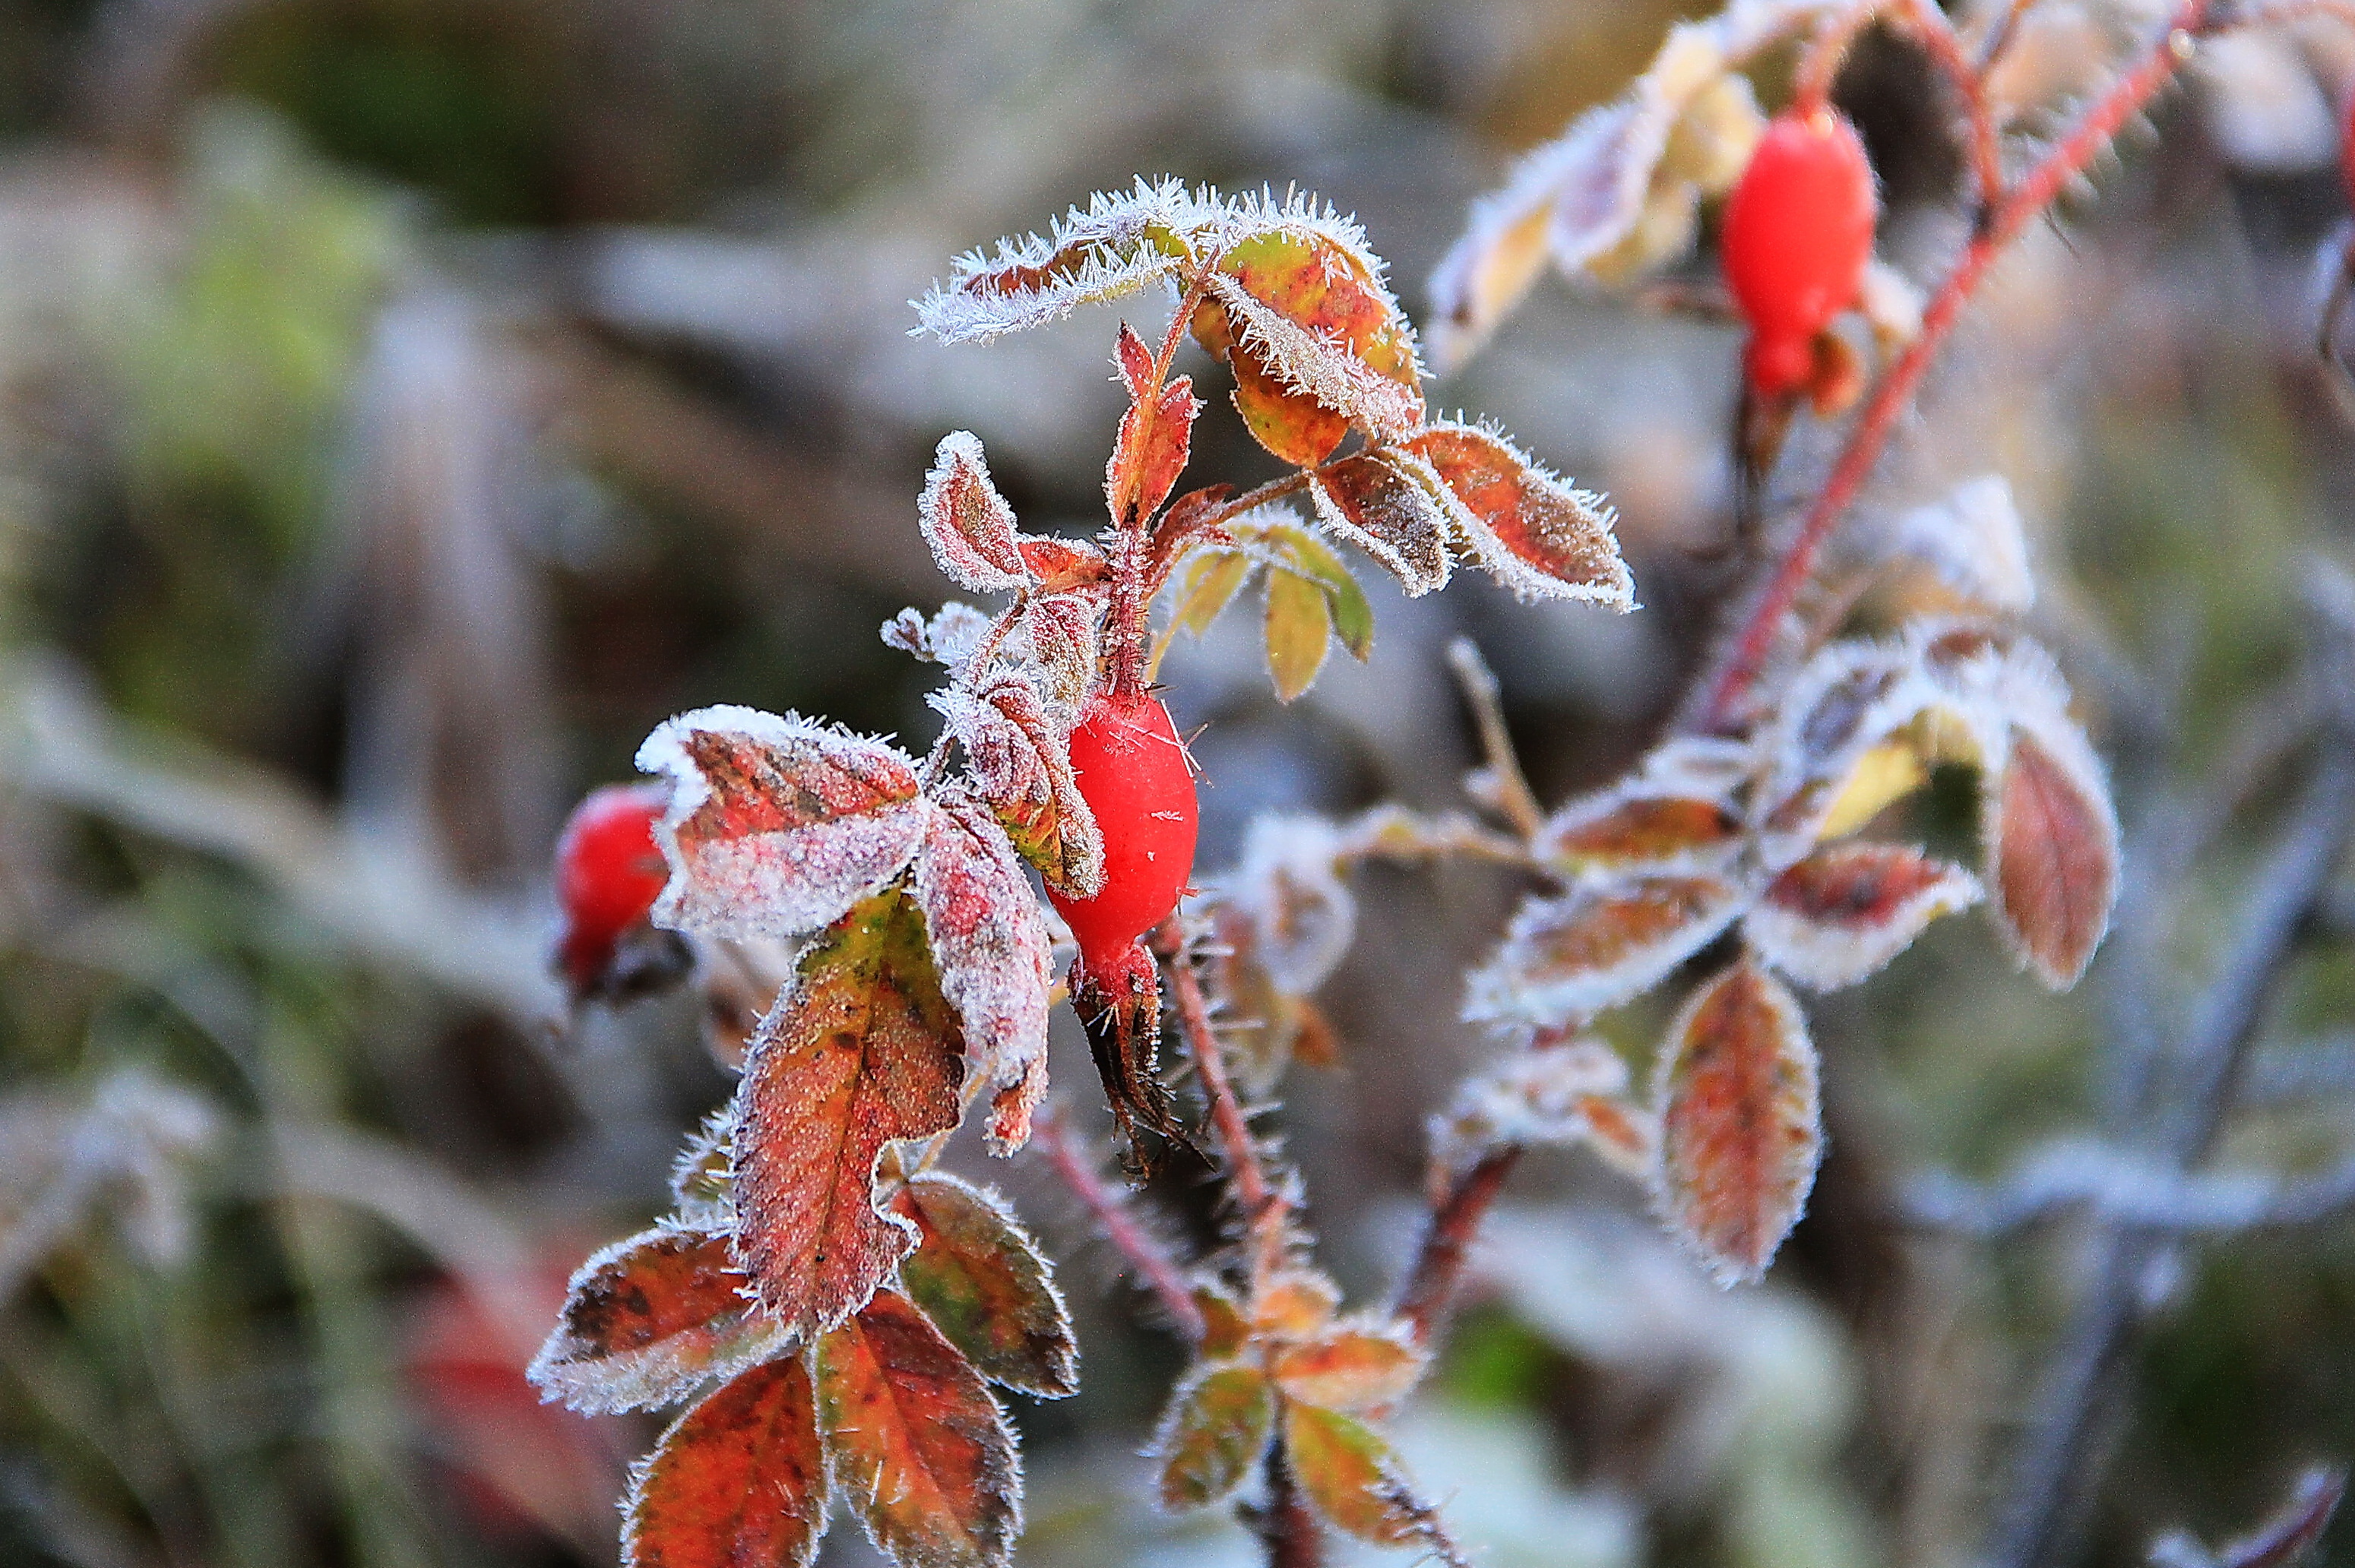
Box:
[1046, 690, 1198, 978]
[554, 782, 675, 995]
[1722, 108, 1879, 397]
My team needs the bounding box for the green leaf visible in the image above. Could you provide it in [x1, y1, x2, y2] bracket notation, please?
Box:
[1264, 568, 1333, 703]
[1153, 1363, 1276, 1511]
[1236, 520, 1373, 662]
[891, 1172, 1077, 1399]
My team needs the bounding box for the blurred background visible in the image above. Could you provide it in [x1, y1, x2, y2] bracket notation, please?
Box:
[2, 1, 2354, 1565]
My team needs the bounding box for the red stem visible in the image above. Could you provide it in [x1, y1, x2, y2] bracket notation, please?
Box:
[1698, 1, 2208, 732]
[1392, 1146, 1522, 1350]
[1898, 0, 2005, 210]
[1032, 1107, 1205, 1342]
[1161, 926, 1278, 1222]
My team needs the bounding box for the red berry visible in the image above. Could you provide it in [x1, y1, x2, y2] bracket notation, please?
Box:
[1046, 691, 1198, 978]
[554, 782, 671, 992]
[1722, 108, 1878, 397]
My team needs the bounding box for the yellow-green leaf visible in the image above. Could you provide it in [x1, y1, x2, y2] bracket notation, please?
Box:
[1284, 1402, 1425, 1546]
[1154, 1364, 1275, 1512]
[1264, 568, 1332, 703]
[1174, 549, 1253, 639]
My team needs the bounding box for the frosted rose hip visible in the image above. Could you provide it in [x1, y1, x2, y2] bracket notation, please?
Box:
[1046, 691, 1198, 975]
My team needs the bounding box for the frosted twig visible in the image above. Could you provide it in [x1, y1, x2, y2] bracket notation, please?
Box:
[1445, 639, 1543, 840]
[1030, 1105, 1204, 1343]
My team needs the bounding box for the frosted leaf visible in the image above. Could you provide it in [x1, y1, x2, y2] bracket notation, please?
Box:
[1650, 959, 1820, 1287]
[1751, 640, 1937, 868]
[913, 177, 1204, 343]
[1980, 684, 2119, 991]
[638, 706, 930, 940]
[1465, 873, 1748, 1029]
[1202, 273, 1423, 445]
[882, 601, 995, 668]
[1429, 5, 1825, 365]
[1231, 815, 1356, 996]
[1410, 422, 1630, 607]
[1307, 450, 1454, 596]
[1014, 590, 1105, 716]
[918, 432, 1028, 593]
[527, 1225, 783, 1415]
[930, 672, 1105, 898]
[1432, 1035, 1651, 1181]
[1535, 736, 1753, 883]
[1745, 842, 1982, 991]
[1857, 260, 1924, 353]
[1880, 475, 2035, 612]
[913, 788, 1054, 1154]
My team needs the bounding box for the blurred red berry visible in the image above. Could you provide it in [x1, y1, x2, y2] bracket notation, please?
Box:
[1046, 691, 1198, 979]
[553, 782, 678, 999]
[1723, 108, 1879, 398]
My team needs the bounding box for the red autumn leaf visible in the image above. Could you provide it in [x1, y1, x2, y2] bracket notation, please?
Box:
[1270, 1320, 1426, 1412]
[1306, 450, 1454, 596]
[918, 432, 1029, 593]
[732, 888, 964, 1334]
[1539, 793, 1743, 879]
[624, 1355, 828, 1568]
[890, 1171, 1077, 1398]
[1152, 1362, 1275, 1512]
[1410, 422, 1630, 607]
[1986, 722, 2119, 989]
[913, 179, 1195, 343]
[637, 707, 929, 941]
[912, 789, 1052, 1153]
[1106, 351, 1198, 527]
[1465, 874, 1746, 1028]
[1284, 1402, 1444, 1549]
[528, 1226, 775, 1414]
[1745, 841, 1981, 991]
[1432, 1037, 1654, 1183]
[1013, 535, 1105, 591]
[1651, 959, 1821, 1286]
[932, 675, 1104, 899]
[1114, 319, 1156, 399]
[815, 1288, 1021, 1568]
[1204, 227, 1424, 447]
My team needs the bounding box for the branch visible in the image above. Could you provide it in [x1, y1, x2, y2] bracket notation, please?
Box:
[1445, 638, 1544, 839]
[1030, 1105, 1205, 1343]
[1161, 927, 1278, 1225]
[1391, 1146, 1522, 1351]
[1698, 1, 2211, 731]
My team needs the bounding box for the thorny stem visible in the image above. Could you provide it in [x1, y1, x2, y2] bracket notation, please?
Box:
[1031, 1106, 1205, 1343]
[1698, 0, 2209, 732]
[1974, 0, 2040, 71]
[1257, 1444, 1328, 1568]
[1161, 924, 1278, 1226]
[1393, 1146, 1524, 1351]
[1898, 0, 2007, 211]
[1107, 274, 1213, 701]
[1793, 2, 1884, 116]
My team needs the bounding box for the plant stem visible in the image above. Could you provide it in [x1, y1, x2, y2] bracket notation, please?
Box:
[1030, 1106, 1205, 1342]
[1257, 1443, 1328, 1568]
[1898, 0, 2006, 210]
[1393, 1146, 1522, 1350]
[1162, 927, 1277, 1224]
[1698, 0, 2208, 732]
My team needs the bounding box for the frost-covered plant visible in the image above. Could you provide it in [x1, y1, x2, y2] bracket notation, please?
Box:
[530, 179, 1627, 1566]
[529, 3, 2355, 1564]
